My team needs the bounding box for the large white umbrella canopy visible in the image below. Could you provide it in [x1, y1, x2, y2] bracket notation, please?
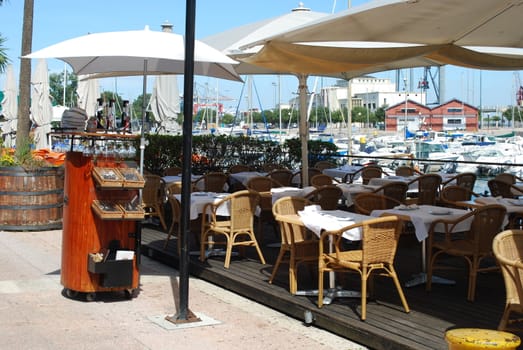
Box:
[76, 74, 100, 118]
[201, 3, 329, 75]
[30, 59, 53, 149]
[1, 64, 18, 147]
[24, 25, 241, 173]
[149, 74, 181, 134]
[25, 26, 241, 82]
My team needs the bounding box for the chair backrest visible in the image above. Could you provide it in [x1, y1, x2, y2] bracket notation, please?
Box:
[303, 168, 322, 186]
[273, 196, 312, 245]
[163, 166, 182, 176]
[411, 174, 442, 205]
[262, 163, 285, 172]
[268, 169, 293, 187]
[353, 193, 401, 215]
[469, 205, 507, 254]
[203, 172, 228, 192]
[488, 179, 516, 198]
[329, 216, 402, 265]
[495, 173, 516, 184]
[246, 176, 279, 192]
[454, 172, 477, 191]
[165, 181, 182, 196]
[493, 229, 523, 317]
[361, 166, 385, 185]
[310, 174, 335, 188]
[142, 175, 165, 205]
[373, 181, 408, 203]
[305, 185, 343, 210]
[228, 190, 260, 232]
[395, 166, 416, 177]
[314, 160, 337, 171]
[440, 185, 475, 204]
[228, 164, 251, 174]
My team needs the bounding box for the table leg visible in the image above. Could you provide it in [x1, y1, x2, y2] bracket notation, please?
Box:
[405, 240, 456, 288]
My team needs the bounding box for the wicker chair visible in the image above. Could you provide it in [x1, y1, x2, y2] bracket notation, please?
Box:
[426, 204, 507, 301]
[439, 185, 478, 208]
[351, 165, 388, 185]
[295, 167, 322, 187]
[395, 166, 423, 177]
[314, 160, 337, 171]
[488, 179, 523, 199]
[407, 174, 442, 205]
[163, 195, 181, 251]
[310, 174, 338, 188]
[142, 174, 167, 231]
[262, 163, 285, 172]
[353, 193, 402, 216]
[304, 185, 343, 210]
[200, 190, 266, 268]
[493, 229, 523, 330]
[268, 169, 294, 187]
[245, 176, 283, 240]
[317, 216, 410, 320]
[193, 172, 228, 193]
[495, 173, 523, 184]
[441, 172, 477, 192]
[271, 196, 318, 294]
[373, 181, 409, 203]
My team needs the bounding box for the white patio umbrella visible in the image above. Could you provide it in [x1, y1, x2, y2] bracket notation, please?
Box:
[30, 59, 53, 149]
[149, 74, 180, 134]
[24, 25, 241, 173]
[1, 64, 18, 147]
[76, 74, 100, 118]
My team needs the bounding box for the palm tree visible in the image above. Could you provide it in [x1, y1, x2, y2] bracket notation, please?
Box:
[16, 0, 33, 150]
[0, 0, 8, 73]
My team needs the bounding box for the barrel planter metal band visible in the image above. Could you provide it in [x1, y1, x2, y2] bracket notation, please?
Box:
[0, 166, 64, 231]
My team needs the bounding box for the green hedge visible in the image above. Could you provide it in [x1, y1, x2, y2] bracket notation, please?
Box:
[139, 134, 339, 175]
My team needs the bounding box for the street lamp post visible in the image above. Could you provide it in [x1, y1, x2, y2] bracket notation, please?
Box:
[403, 77, 408, 141]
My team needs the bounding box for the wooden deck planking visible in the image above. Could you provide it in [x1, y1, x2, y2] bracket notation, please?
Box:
[140, 225, 519, 350]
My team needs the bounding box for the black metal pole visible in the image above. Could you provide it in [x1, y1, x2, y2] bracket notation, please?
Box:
[177, 0, 196, 320]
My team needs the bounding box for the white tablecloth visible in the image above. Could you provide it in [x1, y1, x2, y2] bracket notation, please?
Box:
[270, 186, 316, 204]
[229, 171, 267, 186]
[174, 192, 230, 220]
[323, 165, 363, 182]
[368, 175, 419, 190]
[336, 183, 380, 207]
[370, 204, 472, 241]
[298, 205, 373, 241]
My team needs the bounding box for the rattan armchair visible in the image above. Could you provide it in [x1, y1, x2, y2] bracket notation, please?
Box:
[200, 190, 266, 268]
[407, 174, 442, 205]
[426, 204, 507, 301]
[495, 173, 523, 184]
[314, 160, 337, 171]
[372, 181, 409, 203]
[317, 216, 410, 320]
[350, 165, 389, 185]
[228, 164, 251, 174]
[441, 172, 477, 192]
[488, 179, 523, 199]
[294, 168, 323, 187]
[142, 175, 168, 231]
[395, 166, 423, 177]
[271, 197, 318, 294]
[193, 172, 228, 193]
[439, 185, 479, 208]
[163, 166, 182, 176]
[163, 195, 181, 251]
[304, 185, 343, 210]
[493, 229, 523, 330]
[353, 193, 402, 216]
[268, 169, 294, 187]
[245, 176, 283, 240]
[310, 174, 338, 188]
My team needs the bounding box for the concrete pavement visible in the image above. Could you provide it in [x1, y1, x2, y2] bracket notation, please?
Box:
[0, 229, 367, 350]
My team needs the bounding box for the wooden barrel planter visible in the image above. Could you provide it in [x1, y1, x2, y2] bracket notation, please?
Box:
[0, 166, 64, 231]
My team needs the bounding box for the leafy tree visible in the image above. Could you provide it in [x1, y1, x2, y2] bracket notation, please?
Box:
[49, 71, 78, 106]
[0, 1, 7, 73]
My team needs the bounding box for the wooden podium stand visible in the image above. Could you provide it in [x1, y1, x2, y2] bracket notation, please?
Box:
[61, 149, 143, 301]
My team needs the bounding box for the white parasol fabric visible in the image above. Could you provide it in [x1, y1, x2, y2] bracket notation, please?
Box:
[149, 74, 180, 134]
[30, 59, 53, 149]
[1, 65, 18, 147]
[76, 74, 100, 118]
[25, 26, 241, 82]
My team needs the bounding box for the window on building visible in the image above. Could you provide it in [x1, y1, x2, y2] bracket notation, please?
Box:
[447, 119, 462, 125]
[447, 107, 463, 113]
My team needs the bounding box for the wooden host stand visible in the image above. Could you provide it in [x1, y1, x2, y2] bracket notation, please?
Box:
[55, 132, 144, 301]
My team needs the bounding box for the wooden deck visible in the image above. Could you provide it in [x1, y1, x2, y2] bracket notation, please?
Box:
[140, 224, 520, 350]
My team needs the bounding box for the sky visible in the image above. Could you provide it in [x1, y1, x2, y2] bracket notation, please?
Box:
[0, 0, 520, 115]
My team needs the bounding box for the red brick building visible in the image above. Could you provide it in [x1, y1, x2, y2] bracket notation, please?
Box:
[385, 98, 478, 132]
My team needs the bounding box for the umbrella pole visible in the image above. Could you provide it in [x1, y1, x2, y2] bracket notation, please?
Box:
[165, 0, 201, 324]
[139, 60, 148, 176]
[298, 74, 309, 186]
